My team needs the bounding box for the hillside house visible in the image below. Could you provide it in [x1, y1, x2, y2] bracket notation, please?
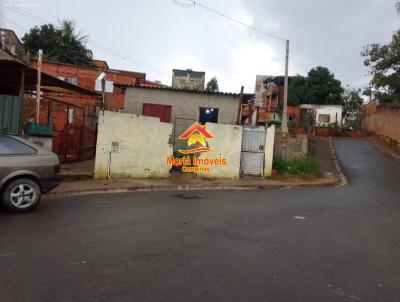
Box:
[172, 69, 205, 91]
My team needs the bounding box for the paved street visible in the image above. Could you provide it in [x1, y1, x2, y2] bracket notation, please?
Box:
[1, 138, 399, 302]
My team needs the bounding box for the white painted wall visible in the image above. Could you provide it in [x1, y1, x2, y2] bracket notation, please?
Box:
[316, 106, 342, 125]
[94, 110, 173, 179]
[197, 123, 243, 179]
[264, 125, 275, 177]
[300, 104, 343, 125]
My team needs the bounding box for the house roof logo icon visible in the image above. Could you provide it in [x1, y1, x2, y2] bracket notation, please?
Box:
[178, 122, 214, 154]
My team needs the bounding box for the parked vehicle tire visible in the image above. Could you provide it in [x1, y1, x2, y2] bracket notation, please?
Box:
[2, 178, 41, 213]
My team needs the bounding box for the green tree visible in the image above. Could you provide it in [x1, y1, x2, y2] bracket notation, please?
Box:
[286, 67, 343, 105]
[362, 32, 400, 104]
[22, 20, 94, 67]
[361, 2, 400, 104]
[304, 66, 344, 105]
[205, 77, 219, 92]
[288, 75, 307, 105]
[342, 89, 363, 120]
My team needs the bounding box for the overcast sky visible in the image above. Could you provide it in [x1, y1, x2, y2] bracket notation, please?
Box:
[1, 0, 399, 92]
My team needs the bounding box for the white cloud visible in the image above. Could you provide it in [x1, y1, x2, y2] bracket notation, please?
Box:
[220, 39, 283, 92]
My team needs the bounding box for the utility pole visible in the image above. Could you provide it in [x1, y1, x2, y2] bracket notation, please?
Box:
[35, 49, 43, 123]
[281, 40, 289, 159]
[282, 40, 289, 133]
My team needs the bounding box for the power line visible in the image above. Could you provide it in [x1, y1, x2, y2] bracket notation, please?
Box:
[0, 13, 29, 31]
[1, 4, 170, 79]
[186, 0, 287, 42]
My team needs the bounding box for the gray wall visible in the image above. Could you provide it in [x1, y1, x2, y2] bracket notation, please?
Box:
[124, 87, 240, 124]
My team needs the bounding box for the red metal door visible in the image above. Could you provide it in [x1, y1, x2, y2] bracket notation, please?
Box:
[142, 103, 171, 123]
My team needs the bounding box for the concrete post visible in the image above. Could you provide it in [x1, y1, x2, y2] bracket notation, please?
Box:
[264, 125, 275, 177]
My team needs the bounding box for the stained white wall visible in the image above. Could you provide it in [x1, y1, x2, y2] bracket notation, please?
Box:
[197, 123, 243, 179]
[264, 125, 275, 177]
[94, 110, 173, 179]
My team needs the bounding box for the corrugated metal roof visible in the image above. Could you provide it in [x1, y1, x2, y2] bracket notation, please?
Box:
[0, 59, 101, 96]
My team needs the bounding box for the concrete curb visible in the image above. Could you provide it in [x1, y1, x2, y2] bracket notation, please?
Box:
[328, 137, 348, 187]
[48, 177, 338, 198]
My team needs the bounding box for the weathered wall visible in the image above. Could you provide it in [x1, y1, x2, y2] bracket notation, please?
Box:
[362, 106, 400, 144]
[172, 76, 205, 91]
[94, 110, 173, 179]
[124, 87, 240, 124]
[197, 123, 243, 179]
[274, 132, 308, 160]
[264, 125, 275, 177]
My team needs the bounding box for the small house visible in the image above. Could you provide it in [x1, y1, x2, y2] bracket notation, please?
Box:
[300, 104, 343, 126]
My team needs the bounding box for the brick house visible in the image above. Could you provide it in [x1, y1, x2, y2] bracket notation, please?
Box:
[29, 59, 147, 110]
[241, 76, 301, 126]
[26, 58, 168, 162]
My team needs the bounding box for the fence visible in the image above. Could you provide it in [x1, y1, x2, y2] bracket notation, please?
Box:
[361, 100, 400, 144]
[38, 98, 97, 163]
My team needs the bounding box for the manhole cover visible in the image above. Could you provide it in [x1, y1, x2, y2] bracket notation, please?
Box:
[175, 193, 204, 199]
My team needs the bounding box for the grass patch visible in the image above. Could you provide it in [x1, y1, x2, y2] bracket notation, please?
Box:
[272, 154, 321, 179]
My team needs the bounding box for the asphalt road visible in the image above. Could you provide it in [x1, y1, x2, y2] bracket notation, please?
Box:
[1, 138, 399, 302]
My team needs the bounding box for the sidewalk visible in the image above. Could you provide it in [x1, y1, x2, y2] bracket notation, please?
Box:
[54, 137, 344, 197]
[60, 159, 94, 177]
[50, 174, 338, 196]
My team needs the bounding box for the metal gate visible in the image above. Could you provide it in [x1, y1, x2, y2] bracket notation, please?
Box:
[0, 94, 23, 135]
[240, 127, 266, 176]
[40, 99, 97, 163]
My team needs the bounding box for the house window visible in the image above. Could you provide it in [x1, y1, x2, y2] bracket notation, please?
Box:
[105, 80, 114, 93]
[94, 79, 113, 93]
[199, 107, 218, 124]
[58, 76, 77, 85]
[318, 114, 330, 123]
